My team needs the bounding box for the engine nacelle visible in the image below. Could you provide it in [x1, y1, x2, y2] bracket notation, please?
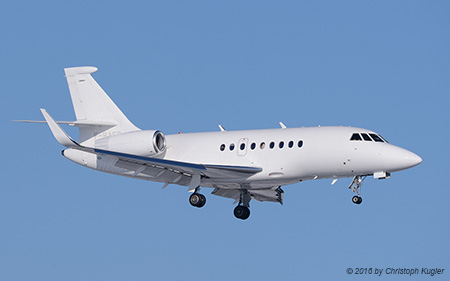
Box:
[95, 130, 166, 157]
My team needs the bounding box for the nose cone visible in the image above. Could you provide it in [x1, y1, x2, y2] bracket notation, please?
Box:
[383, 145, 422, 172]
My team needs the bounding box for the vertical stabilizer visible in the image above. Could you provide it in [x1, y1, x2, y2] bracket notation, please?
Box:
[64, 66, 139, 144]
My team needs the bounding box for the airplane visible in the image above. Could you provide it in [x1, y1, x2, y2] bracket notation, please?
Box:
[18, 66, 422, 220]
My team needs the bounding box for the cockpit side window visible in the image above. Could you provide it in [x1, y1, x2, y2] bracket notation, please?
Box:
[350, 133, 362, 141]
[361, 133, 372, 141]
[369, 133, 384, 142]
[378, 134, 388, 143]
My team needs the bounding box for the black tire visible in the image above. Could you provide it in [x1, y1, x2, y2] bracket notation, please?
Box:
[357, 196, 363, 204]
[234, 206, 250, 220]
[234, 206, 245, 219]
[189, 193, 206, 208]
[352, 195, 360, 204]
[189, 193, 201, 207]
[197, 194, 206, 208]
[241, 207, 250, 220]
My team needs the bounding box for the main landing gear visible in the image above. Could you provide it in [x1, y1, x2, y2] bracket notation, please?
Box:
[349, 175, 366, 205]
[188, 187, 252, 220]
[234, 206, 250, 220]
[234, 189, 251, 220]
[189, 191, 206, 208]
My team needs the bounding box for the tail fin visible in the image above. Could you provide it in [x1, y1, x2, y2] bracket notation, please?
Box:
[64, 66, 139, 144]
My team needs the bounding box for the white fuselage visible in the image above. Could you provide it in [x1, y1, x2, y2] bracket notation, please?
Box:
[64, 126, 421, 190]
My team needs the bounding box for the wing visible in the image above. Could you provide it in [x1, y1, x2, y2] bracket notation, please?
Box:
[93, 147, 262, 178]
[41, 109, 262, 190]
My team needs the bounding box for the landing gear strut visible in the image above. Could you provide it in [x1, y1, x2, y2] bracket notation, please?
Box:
[234, 189, 251, 220]
[189, 189, 206, 208]
[349, 175, 366, 205]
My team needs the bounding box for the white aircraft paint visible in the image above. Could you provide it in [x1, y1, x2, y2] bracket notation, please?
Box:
[23, 66, 422, 220]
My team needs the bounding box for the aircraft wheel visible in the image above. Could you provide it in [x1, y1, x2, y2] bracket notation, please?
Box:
[352, 195, 362, 205]
[189, 193, 206, 208]
[234, 206, 250, 220]
[197, 194, 206, 207]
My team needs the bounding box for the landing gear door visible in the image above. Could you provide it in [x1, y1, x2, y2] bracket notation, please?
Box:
[237, 138, 248, 156]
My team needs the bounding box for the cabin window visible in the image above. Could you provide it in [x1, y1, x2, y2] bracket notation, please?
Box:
[220, 144, 226, 151]
[251, 142, 256, 150]
[270, 142, 275, 149]
[361, 133, 372, 141]
[298, 140, 303, 148]
[240, 143, 246, 150]
[279, 141, 284, 149]
[289, 141, 294, 148]
[260, 142, 266, 149]
[230, 143, 235, 151]
[369, 133, 384, 142]
[350, 133, 362, 141]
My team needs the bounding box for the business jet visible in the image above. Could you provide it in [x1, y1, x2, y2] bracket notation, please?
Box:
[18, 66, 422, 220]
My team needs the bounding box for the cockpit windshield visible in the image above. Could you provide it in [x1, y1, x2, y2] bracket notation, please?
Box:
[361, 133, 372, 141]
[369, 133, 384, 142]
[350, 132, 387, 143]
[350, 133, 362, 141]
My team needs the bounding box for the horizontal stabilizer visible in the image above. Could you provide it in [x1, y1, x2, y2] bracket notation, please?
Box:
[14, 119, 117, 127]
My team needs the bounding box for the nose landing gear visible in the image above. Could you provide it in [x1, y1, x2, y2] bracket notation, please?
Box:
[352, 195, 363, 204]
[349, 175, 366, 205]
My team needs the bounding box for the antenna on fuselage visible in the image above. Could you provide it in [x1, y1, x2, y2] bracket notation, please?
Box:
[279, 122, 287, 129]
[218, 125, 226, 131]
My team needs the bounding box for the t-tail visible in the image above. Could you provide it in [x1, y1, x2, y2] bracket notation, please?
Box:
[63, 66, 140, 145]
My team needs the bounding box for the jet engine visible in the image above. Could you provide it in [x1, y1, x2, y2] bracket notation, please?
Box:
[95, 130, 166, 157]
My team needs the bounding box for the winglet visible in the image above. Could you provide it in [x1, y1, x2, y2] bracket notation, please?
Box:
[40, 109, 80, 148]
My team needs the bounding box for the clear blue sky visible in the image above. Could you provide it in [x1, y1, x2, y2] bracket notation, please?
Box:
[1, 1, 449, 280]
